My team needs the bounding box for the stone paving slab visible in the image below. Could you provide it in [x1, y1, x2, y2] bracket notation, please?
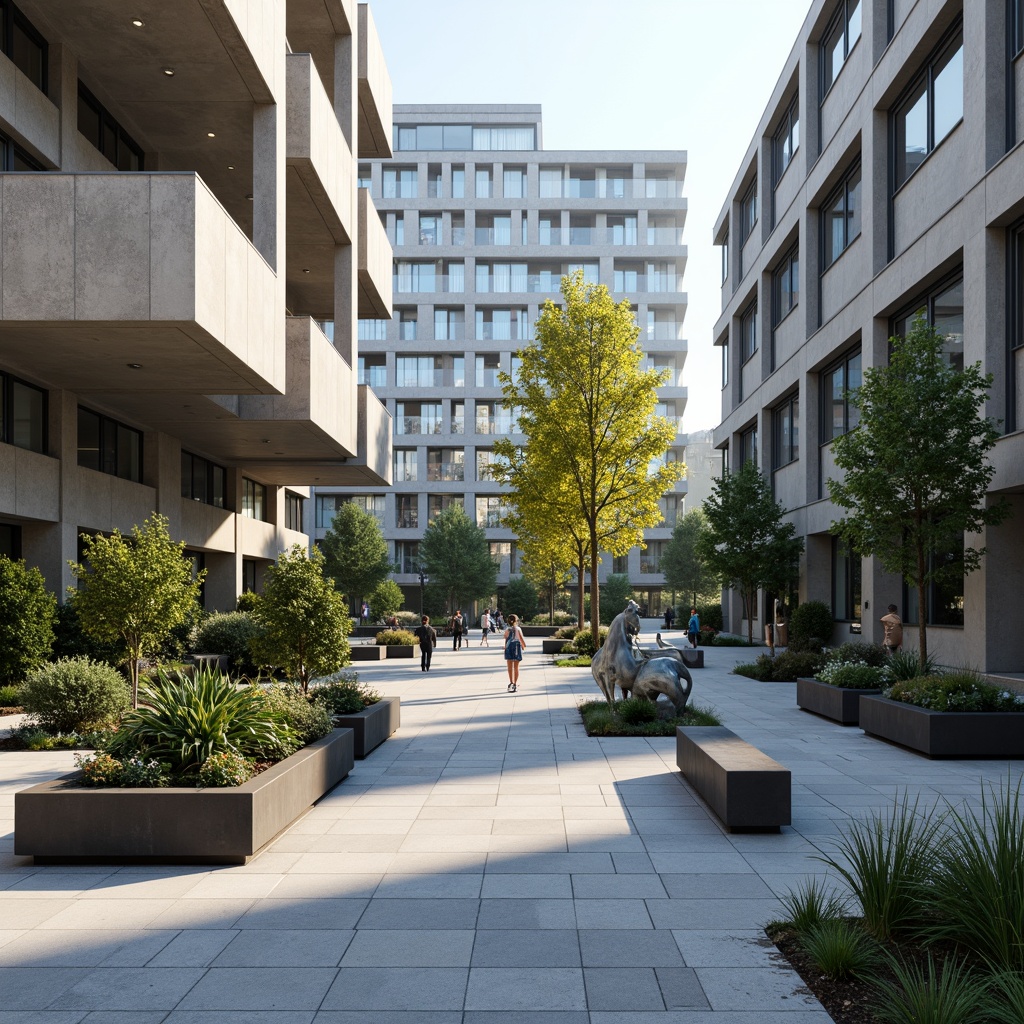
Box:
[3, 636, 1023, 1020]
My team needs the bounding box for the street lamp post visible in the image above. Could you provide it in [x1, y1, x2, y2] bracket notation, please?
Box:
[418, 570, 427, 615]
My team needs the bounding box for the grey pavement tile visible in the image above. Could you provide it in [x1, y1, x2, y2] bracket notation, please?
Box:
[484, 852, 614, 874]
[340, 929, 474, 967]
[0, 968, 93, 1011]
[572, 899, 652, 929]
[695, 967, 823, 1011]
[211, 929, 354, 967]
[570, 874, 667, 899]
[234, 899, 366, 930]
[660, 872, 777, 900]
[145, 900, 254, 931]
[165, 1015, 313, 1024]
[579, 929, 683, 967]
[176, 968, 337, 1011]
[314, 1015, 460, 1024]
[464, 968, 586, 1011]
[49, 968, 207, 1011]
[354, 898, 479, 929]
[268, 875, 381, 900]
[374, 873, 482, 898]
[462, 1015, 588, 1024]
[0, 1014, 88, 1024]
[476, 899, 576, 930]
[646, 898, 781, 930]
[320, 968, 468, 1011]
[656, 967, 710, 1009]
[0, 899, 76, 929]
[147, 931, 239, 967]
[672, 929, 783, 968]
[583, 967, 664, 1011]
[0, 931, 166, 969]
[610, 853, 656, 873]
[479, 874, 572, 899]
[587, 1009, 833, 1022]
[470, 929, 580, 967]
[80, 1014, 171, 1024]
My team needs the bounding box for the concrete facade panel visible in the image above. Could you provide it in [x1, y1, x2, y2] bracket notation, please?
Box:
[150, 176, 198, 322]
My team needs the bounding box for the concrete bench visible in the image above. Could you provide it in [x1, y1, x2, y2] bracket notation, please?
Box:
[676, 726, 791, 832]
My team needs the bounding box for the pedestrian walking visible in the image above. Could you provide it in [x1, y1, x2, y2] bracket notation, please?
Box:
[503, 613, 526, 692]
[360, 601, 369, 623]
[880, 604, 903, 655]
[450, 609, 464, 650]
[687, 607, 700, 649]
[480, 608, 491, 645]
[413, 615, 437, 672]
[664, 605, 675, 630]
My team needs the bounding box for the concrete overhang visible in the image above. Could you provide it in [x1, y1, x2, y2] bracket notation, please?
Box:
[357, 187, 392, 318]
[357, 4, 392, 159]
[0, 173, 282, 395]
[286, 0, 355, 104]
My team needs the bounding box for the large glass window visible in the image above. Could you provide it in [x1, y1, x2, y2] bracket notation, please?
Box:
[539, 168, 562, 198]
[903, 534, 964, 626]
[395, 401, 442, 435]
[451, 167, 465, 198]
[740, 302, 758, 361]
[394, 541, 419, 574]
[475, 167, 492, 198]
[821, 0, 862, 95]
[77, 407, 142, 481]
[503, 167, 525, 198]
[740, 179, 757, 242]
[739, 424, 758, 467]
[419, 215, 440, 246]
[382, 167, 417, 198]
[823, 161, 862, 268]
[358, 355, 386, 388]
[396, 356, 441, 388]
[821, 348, 862, 441]
[285, 493, 303, 531]
[475, 496, 503, 528]
[434, 309, 464, 341]
[427, 448, 464, 482]
[893, 275, 964, 372]
[1, 372, 46, 453]
[394, 450, 417, 482]
[77, 83, 143, 169]
[241, 478, 266, 521]
[428, 494, 460, 520]
[893, 25, 963, 187]
[773, 95, 800, 183]
[395, 494, 418, 529]
[772, 247, 799, 325]
[473, 126, 535, 150]
[832, 538, 862, 625]
[476, 354, 501, 387]
[772, 394, 799, 469]
[1, 1, 46, 93]
[181, 452, 226, 508]
[640, 541, 665, 573]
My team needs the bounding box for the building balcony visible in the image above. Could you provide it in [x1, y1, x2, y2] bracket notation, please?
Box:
[0, 172, 282, 396]
[358, 3, 392, 159]
[359, 187, 392, 317]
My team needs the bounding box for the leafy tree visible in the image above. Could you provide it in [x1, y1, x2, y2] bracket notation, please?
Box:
[0, 556, 57, 685]
[418, 505, 498, 613]
[495, 271, 682, 633]
[601, 573, 634, 624]
[251, 544, 350, 691]
[519, 538, 575, 623]
[503, 575, 539, 621]
[662, 508, 717, 608]
[320, 502, 394, 606]
[700, 461, 804, 645]
[367, 578, 404, 621]
[69, 514, 205, 707]
[828, 317, 1010, 667]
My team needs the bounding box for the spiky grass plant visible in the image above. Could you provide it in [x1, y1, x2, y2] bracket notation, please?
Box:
[870, 954, 992, 1024]
[816, 794, 943, 941]
[774, 877, 850, 933]
[799, 918, 881, 981]
[986, 970, 1024, 1024]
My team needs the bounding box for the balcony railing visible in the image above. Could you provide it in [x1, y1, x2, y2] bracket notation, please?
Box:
[476, 417, 513, 434]
[568, 227, 594, 244]
[475, 370, 501, 388]
[427, 462, 464, 482]
[605, 230, 638, 245]
[359, 367, 387, 387]
[393, 274, 464, 293]
[647, 322, 683, 341]
[396, 514, 419, 528]
[613, 274, 683, 293]
[538, 228, 563, 245]
[647, 227, 683, 245]
[640, 178, 683, 198]
[398, 418, 443, 435]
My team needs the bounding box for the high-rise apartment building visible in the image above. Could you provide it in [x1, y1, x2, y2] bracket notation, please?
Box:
[312, 104, 687, 614]
[714, 0, 1024, 674]
[0, 1, 393, 608]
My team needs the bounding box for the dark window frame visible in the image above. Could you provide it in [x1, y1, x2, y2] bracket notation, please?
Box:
[820, 0, 863, 100]
[740, 301, 758, 363]
[0, 127, 44, 171]
[822, 160, 862, 270]
[739, 179, 758, 244]
[77, 406, 143, 482]
[890, 269, 964, 372]
[831, 536, 862, 627]
[772, 94, 800, 185]
[284, 492, 303, 531]
[0, 370, 47, 453]
[772, 246, 799, 328]
[1, 0, 47, 94]
[739, 423, 758, 468]
[820, 346, 863, 443]
[241, 477, 267, 522]
[77, 81, 144, 170]
[1008, 219, 1024, 433]
[772, 392, 800, 470]
[1013, 0, 1024, 58]
[902, 532, 965, 628]
[181, 451, 227, 509]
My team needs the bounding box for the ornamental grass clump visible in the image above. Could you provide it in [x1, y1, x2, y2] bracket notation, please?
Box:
[870, 955, 992, 1024]
[774, 877, 850, 933]
[310, 672, 382, 715]
[799, 918, 881, 982]
[616, 697, 659, 725]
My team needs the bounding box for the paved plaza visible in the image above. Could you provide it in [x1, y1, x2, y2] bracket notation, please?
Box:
[2, 627, 1021, 1022]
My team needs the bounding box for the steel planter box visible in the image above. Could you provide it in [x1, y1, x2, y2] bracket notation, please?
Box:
[542, 638, 572, 654]
[14, 728, 354, 864]
[859, 696, 1024, 758]
[349, 645, 386, 661]
[334, 696, 400, 758]
[797, 678, 882, 725]
[383, 644, 414, 659]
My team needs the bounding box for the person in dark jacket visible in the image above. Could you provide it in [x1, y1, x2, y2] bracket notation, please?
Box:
[414, 615, 437, 671]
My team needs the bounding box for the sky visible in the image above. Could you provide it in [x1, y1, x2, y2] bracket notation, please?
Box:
[369, 0, 813, 433]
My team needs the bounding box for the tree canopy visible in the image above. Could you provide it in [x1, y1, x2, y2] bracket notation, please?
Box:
[320, 501, 394, 606]
[661, 508, 718, 608]
[699, 461, 803, 644]
[250, 544, 350, 691]
[69, 513, 204, 707]
[828, 317, 1010, 666]
[494, 270, 682, 633]
[418, 505, 498, 613]
[0, 556, 56, 685]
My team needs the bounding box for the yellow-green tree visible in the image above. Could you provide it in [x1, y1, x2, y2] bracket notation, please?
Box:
[495, 271, 682, 634]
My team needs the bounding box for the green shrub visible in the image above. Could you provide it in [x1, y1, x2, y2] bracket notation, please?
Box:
[871, 955, 992, 1024]
[555, 655, 592, 667]
[310, 672, 382, 715]
[50, 602, 122, 666]
[733, 658, 771, 681]
[394, 611, 421, 629]
[800, 918, 881, 981]
[600, 575, 634, 624]
[504, 575, 539, 621]
[886, 673, 1024, 712]
[260, 685, 334, 754]
[711, 634, 758, 647]
[616, 697, 658, 724]
[817, 794, 942, 941]
[21, 657, 130, 733]
[987, 971, 1024, 1024]
[553, 625, 579, 640]
[375, 628, 418, 646]
[12, 725, 113, 751]
[775, 877, 849, 933]
[110, 667, 290, 772]
[367, 579, 404, 622]
[198, 750, 255, 787]
[789, 600, 833, 651]
[547, 610, 577, 627]
[824, 641, 890, 668]
[887, 648, 936, 681]
[236, 591, 260, 613]
[570, 627, 609, 657]
[695, 602, 723, 632]
[193, 612, 262, 677]
[816, 662, 889, 689]
[0, 556, 56, 685]
[578, 698, 721, 736]
[117, 756, 170, 788]
[770, 650, 825, 680]
[75, 751, 124, 786]
[0, 683, 22, 706]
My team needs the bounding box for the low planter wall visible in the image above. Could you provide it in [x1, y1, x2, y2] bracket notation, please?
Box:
[797, 677, 881, 726]
[14, 728, 354, 865]
[334, 696, 400, 758]
[349, 645, 386, 661]
[521, 625, 562, 637]
[382, 644, 414, 659]
[543, 638, 572, 654]
[859, 696, 1024, 758]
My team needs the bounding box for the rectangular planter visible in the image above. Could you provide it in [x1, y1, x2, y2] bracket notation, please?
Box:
[334, 696, 400, 759]
[797, 677, 881, 726]
[14, 728, 354, 865]
[349, 645, 386, 661]
[383, 644, 414, 659]
[859, 696, 1024, 758]
[542, 638, 572, 654]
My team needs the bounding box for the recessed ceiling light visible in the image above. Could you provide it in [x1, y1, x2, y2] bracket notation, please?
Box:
[132, 18, 144, 27]
[162, 67, 175, 76]
[302, 268, 311, 274]
[245, 193, 253, 201]
[227, 164, 235, 170]
[127, 362, 143, 369]
[207, 132, 216, 138]
[261, 439, 271, 445]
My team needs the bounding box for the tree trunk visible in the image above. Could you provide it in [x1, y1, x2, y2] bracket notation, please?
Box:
[129, 655, 140, 710]
[590, 524, 601, 642]
[916, 544, 928, 670]
[743, 587, 754, 646]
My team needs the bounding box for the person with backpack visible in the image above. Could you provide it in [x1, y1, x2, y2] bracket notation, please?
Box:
[450, 609, 464, 650]
[503, 613, 527, 692]
[414, 615, 437, 672]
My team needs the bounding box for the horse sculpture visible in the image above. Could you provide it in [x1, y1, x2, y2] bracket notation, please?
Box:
[591, 600, 693, 713]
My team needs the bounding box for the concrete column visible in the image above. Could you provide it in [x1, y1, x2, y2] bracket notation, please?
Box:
[252, 103, 282, 270]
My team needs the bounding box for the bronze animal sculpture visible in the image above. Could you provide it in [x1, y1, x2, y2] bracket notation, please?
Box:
[591, 600, 693, 712]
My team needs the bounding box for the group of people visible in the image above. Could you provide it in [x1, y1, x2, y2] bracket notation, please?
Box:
[411, 607, 526, 691]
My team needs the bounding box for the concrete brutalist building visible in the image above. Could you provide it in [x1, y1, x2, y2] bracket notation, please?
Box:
[311, 104, 688, 615]
[713, 0, 1024, 675]
[0, 0, 394, 609]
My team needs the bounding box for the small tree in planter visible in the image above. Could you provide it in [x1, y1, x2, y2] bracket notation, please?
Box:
[69, 514, 204, 708]
[251, 545, 350, 692]
[0, 556, 57, 685]
[367, 578, 404, 624]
